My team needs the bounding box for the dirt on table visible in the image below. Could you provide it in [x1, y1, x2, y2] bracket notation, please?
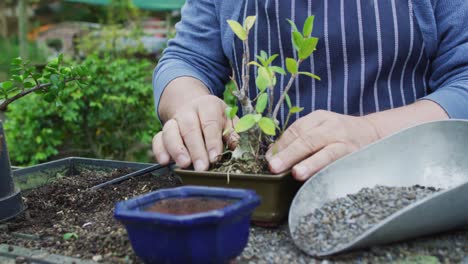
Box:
[146, 197, 234, 215]
[0, 168, 181, 263]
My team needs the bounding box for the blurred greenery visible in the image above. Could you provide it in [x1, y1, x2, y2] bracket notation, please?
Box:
[5, 54, 160, 166]
[0, 37, 48, 81]
[2, 0, 168, 165]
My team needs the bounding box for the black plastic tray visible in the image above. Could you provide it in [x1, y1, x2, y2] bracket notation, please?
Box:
[4, 157, 170, 263]
[12, 157, 169, 190]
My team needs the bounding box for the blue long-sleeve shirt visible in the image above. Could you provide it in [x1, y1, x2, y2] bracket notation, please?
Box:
[153, 0, 468, 124]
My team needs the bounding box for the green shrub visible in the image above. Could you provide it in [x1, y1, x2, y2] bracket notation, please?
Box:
[5, 54, 161, 165]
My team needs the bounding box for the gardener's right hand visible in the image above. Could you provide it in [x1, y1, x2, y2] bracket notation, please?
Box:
[152, 95, 237, 171]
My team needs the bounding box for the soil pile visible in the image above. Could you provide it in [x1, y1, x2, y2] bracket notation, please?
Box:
[0, 168, 181, 263]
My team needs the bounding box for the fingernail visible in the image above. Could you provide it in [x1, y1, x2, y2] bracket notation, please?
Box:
[294, 165, 308, 180]
[269, 158, 283, 173]
[209, 150, 218, 163]
[158, 153, 169, 164]
[194, 160, 207, 171]
[177, 154, 190, 166]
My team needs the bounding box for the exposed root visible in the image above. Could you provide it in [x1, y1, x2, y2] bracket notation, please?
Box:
[210, 151, 269, 175]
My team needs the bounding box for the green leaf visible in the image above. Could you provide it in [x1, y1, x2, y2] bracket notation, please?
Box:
[270, 66, 286, 75]
[12, 75, 23, 82]
[286, 58, 298, 74]
[298, 71, 321, 80]
[265, 54, 278, 66]
[286, 19, 299, 32]
[248, 61, 262, 68]
[227, 20, 247, 41]
[235, 114, 256, 133]
[289, 106, 304, 114]
[11, 57, 23, 65]
[258, 67, 271, 81]
[258, 117, 276, 136]
[225, 106, 238, 120]
[256, 75, 269, 92]
[63, 232, 79, 241]
[253, 114, 262, 122]
[303, 16, 315, 37]
[244, 16, 257, 31]
[256, 93, 268, 113]
[285, 93, 292, 108]
[1, 81, 14, 90]
[299, 37, 319, 59]
[255, 55, 268, 67]
[292, 31, 304, 51]
[23, 81, 35, 88]
[260, 50, 268, 60]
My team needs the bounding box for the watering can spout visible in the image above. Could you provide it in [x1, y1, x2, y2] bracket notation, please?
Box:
[0, 121, 25, 222]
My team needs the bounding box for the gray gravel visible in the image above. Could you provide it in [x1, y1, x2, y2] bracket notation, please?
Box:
[294, 185, 440, 255]
[239, 225, 468, 263]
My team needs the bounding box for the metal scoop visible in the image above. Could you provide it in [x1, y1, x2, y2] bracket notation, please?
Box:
[289, 120, 468, 256]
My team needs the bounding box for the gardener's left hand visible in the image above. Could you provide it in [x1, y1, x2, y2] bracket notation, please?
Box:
[265, 110, 380, 181]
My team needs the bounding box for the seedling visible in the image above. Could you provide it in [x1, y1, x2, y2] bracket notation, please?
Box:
[220, 16, 320, 173]
[63, 232, 79, 241]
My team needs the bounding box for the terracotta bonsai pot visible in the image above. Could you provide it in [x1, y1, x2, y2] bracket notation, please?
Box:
[114, 186, 260, 264]
[174, 169, 302, 226]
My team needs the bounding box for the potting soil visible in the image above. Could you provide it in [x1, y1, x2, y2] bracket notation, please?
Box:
[0, 168, 181, 263]
[146, 197, 235, 215]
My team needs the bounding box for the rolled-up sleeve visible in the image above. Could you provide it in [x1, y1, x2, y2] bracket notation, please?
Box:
[423, 0, 468, 119]
[153, 0, 231, 119]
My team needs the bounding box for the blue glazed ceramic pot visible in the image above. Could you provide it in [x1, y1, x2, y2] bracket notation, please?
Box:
[114, 185, 261, 264]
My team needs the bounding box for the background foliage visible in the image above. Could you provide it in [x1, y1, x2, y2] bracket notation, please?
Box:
[5, 55, 160, 165]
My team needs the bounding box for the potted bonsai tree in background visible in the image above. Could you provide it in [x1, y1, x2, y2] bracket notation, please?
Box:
[0, 55, 87, 221]
[175, 16, 320, 225]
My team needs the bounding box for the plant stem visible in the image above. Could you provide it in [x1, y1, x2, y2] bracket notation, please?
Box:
[272, 59, 303, 123]
[233, 37, 255, 115]
[0, 78, 81, 112]
[272, 74, 296, 122]
[268, 86, 274, 117]
[282, 112, 292, 135]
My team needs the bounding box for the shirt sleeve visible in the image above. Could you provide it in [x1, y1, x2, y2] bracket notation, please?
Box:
[422, 0, 468, 119]
[152, 0, 231, 120]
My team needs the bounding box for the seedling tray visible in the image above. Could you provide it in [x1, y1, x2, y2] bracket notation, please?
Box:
[13, 157, 169, 190]
[2, 157, 171, 263]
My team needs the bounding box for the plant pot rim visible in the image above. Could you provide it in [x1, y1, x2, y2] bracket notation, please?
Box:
[174, 168, 291, 181]
[114, 185, 261, 226]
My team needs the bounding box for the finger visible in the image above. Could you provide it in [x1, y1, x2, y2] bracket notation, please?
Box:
[162, 119, 191, 168]
[198, 104, 224, 163]
[292, 142, 350, 181]
[223, 116, 239, 150]
[268, 126, 331, 174]
[152, 132, 170, 165]
[266, 117, 325, 159]
[176, 113, 209, 171]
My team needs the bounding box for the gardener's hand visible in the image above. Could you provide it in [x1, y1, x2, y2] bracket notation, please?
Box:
[265, 110, 380, 181]
[152, 95, 238, 171]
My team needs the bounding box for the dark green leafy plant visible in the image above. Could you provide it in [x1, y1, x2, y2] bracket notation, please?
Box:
[4, 55, 159, 165]
[0, 55, 87, 112]
[220, 16, 320, 173]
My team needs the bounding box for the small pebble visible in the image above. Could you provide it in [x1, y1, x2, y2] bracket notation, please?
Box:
[92, 255, 103, 262]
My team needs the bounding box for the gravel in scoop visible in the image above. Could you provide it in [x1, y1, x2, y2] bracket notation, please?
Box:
[294, 185, 441, 255]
